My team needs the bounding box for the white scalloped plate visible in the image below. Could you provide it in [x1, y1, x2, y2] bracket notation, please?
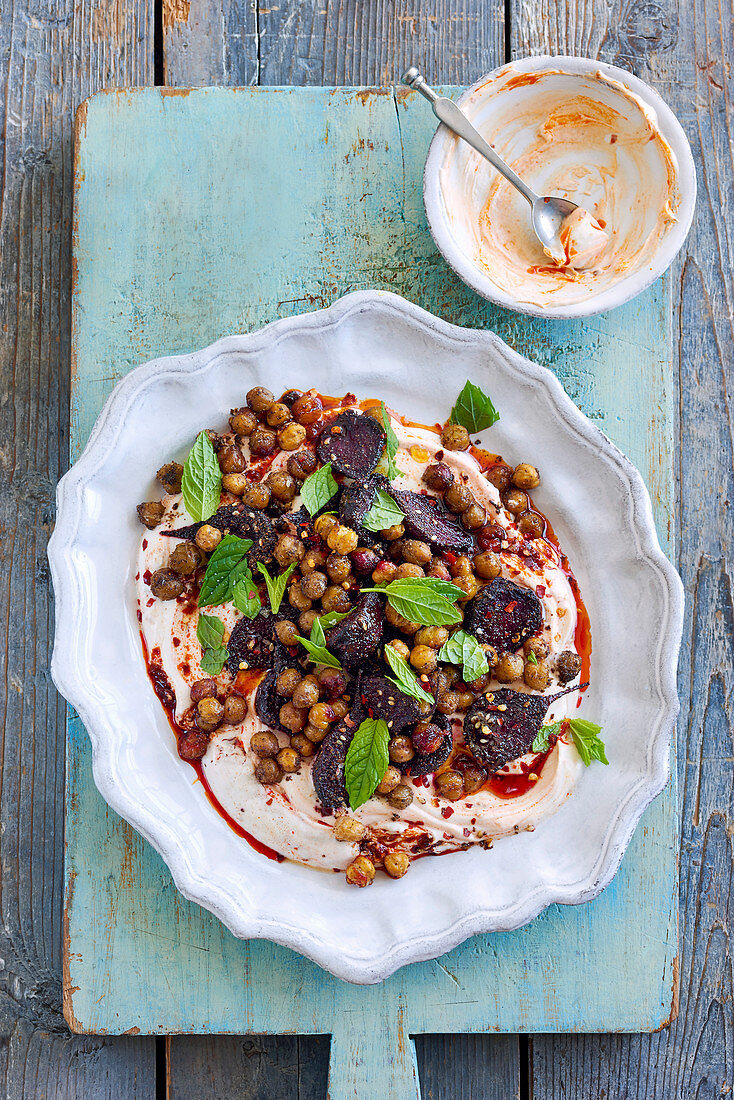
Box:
[49, 290, 683, 984]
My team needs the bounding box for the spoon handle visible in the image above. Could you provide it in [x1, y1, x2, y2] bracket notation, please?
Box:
[401, 68, 537, 206]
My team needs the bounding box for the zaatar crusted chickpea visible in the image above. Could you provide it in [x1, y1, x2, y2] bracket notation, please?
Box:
[250, 731, 280, 757]
[474, 550, 501, 580]
[350, 547, 380, 575]
[277, 422, 307, 451]
[156, 462, 184, 494]
[388, 783, 414, 809]
[427, 557, 452, 582]
[279, 702, 306, 733]
[137, 501, 165, 529]
[557, 650, 582, 683]
[384, 851, 411, 879]
[327, 523, 358, 555]
[276, 746, 300, 773]
[169, 541, 203, 574]
[453, 574, 479, 600]
[385, 603, 420, 634]
[222, 472, 249, 495]
[477, 522, 505, 549]
[449, 554, 473, 577]
[436, 689, 460, 715]
[308, 702, 333, 730]
[291, 392, 323, 425]
[196, 696, 224, 731]
[301, 570, 327, 600]
[288, 584, 312, 612]
[275, 620, 299, 647]
[461, 503, 486, 530]
[313, 513, 337, 539]
[224, 695, 247, 724]
[346, 855, 375, 887]
[266, 470, 297, 503]
[518, 511, 544, 539]
[249, 426, 277, 456]
[377, 766, 401, 794]
[410, 644, 437, 673]
[274, 533, 305, 567]
[178, 729, 209, 761]
[287, 449, 318, 480]
[386, 638, 411, 662]
[149, 568, 184, 600]
[246, 386, 275, 414]
[218, 444, 245, 474]
[512, 462, 541, 490]
[462, 764, 487, 795]
[190, 678, 218, 703]
[400, 539, 431, 565]
[454, 690, 475, 711]
[502, 488, 528, 515]
[265, 402, 291, 428]
[415, 626, 449, 649]
[394, 562, 424, 580]
[255, 758, 283, 785]
[276, 668, 302, 697]
[304, 722, 328, 743]
[331, 699, 349, 719]
[495, 652, 524, 683]
[333, 815, 367, 843]
[445, 482, 474, 513]
[524, 658, 550, 691]
[372, 560, 397, 585]
[441, 423, 470, 451]
[229, 406, 258, 435]
[300, 548, 327, 575]
[195, 524, 222, 552]
[317, 667, 347, 698]
[280, 388, 303, 407]
[435, 769, 464, 800]
[389, 736, 414, 764]
[382, 522, 405, 541]
[292, 677, 320, 709]
[486, 463, 513, 493]
[422, 461, 453, 491]
[525, 637, 549, 660]
[299, 610, 318, 634]
[290, 733, 314, 758]
[322, 586, 351, 613]
[241, 482, 271, 510]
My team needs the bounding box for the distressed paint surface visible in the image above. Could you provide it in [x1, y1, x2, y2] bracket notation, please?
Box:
[66, 87, 677, 1096]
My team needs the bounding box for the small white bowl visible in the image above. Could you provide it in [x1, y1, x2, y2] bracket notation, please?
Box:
[423, 56, 696, 319]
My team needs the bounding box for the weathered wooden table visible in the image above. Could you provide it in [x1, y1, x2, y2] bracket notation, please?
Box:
[1, 1, 731, 1096]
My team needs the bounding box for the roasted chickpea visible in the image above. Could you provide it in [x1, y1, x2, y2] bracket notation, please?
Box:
[314, 513, 338, 539]
[317, 668, 347, 699]
[196, 696, 224, 731]
[427, 558, 452, 582]
[156, 461, 184, 494]
[474, 550, 501, 580]
[327, 524, 359, 555]
[414, 626, 447, 650]
[290, 733, 314, 758]
[395, 563, 424, 580]
[333, 816, 367, 843]
[274, 533, 305, 567]
[495, 652, 524, 683]
[462, 765, 487, 795]
[372, 560, 397, 585]
[454, 690, 475, 711]
[557, 650, 582, 683]
[436, 689, 461, 715]
[461, 503, 486, 530]
[445, 482, 474, 513]
[330, 700, 348, 720]
[518, 511, 544, 539]
[190, 678, 218, 703]
[350, 547, 380, 575]
[483, 644, 499, 668]
[410, 644, 437, 673]
[169, 541, 203, 575]
[249, 426, 277, 456]
[411, 721, 444, 754]
[255, 758, 283, 784]
[449, 554, 473, 577]
[303, 722, 328, 743]
[512, 463, 541, 490]
[264, 470, 295, 503]
[441, 423, 471, 451]
[277, 422, 307, 451]
[300, 571, 327, 600]
[279, 389, 302, 407]
[218, 444, 245, 474]
[195, 524, 222, 553]
[368, 767, 401, 801]
[382, 522, 405, 541]
[229, 407, 258, 435]
[477, 522, 506, 550]
[276, 746, 300, 773]
[177, 729, 209, 761]
[308, 702, 334, 730]
[322, 586, 351, 614]
[345, 855, 375, 887]
[222, 472, 249, 495]
[246, 386, 275, 414]
[291, 392, 323, 425]
[388, 783, 414, 809]
[389, 736, 415, 764]
[137, 501, 165, 529]
[149, 568, 184, 600]
[384, 851, 411, 879]
[502, 488, 528, 515]
[292, 677, 320, 709]
[250, 731, 280, 757]
[422, 462, 453, 491]
[524, 658, 550, 691]
[486, 463, 513, 494]
[300, 548, 327, 575]
[288, 584, 312, 612]
[385, 603, 420, 634]
[276, 668, 302, 698]
[279, 702, 306, 733]
[386, 639, 411, 662]
[275, 620, 299, 647]
[435, 769, 464, 801]
[298, 610, 317, 634]
[364, 404, 385, 421]
[222, 695, 246, 724]
[525, 637, 549, 660]
[265, 402, 291, 428]
[241, 482, 271, 510]
[453, 574, 479, 600]
[401, 539, 431, 565]
[287, 449, 318, 480]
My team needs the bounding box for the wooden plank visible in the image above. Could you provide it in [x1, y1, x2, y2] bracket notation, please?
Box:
[163, 0, 505, 87]
[513, 1, 733, 1097]
[167, 1035, 330, 1099]
[0, 0, 157, 1093]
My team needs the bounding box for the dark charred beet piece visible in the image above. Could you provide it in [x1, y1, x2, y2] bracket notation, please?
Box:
[311, 694, 365, 810]
[387, 486, 475, 554]
[226, 611, 289, 675]
[254, 669, 289, 734]
[339, 476, 383, 545]
[316, 409, 385, 480]
[463, 577, 543, 652]
[463, 684, 584, 771]
[327, 593, 385, 669]
[359, 675, 425, 732]
[162, 504, 277, 568]
[403, 713, 453, 777]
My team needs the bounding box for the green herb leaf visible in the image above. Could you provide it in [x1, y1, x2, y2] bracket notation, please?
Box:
[197, 534, 253, 607]
[383, 645, 435, 706]
[317, 611, 350, 629]
[181, 431, 222, 522]
[363, 577, 462, 626]
[196, 612, 228, 675]
[437, 629, 489, 682]
[300, 462, 339, 516]
[257, 561, 297, 614]
[450, 380, 500, 434]
[295, 634, 343, 669]
[232, 574, 261, 619]
[344, 718, 390, 810]
[527, 650, 538, 666]
[362, 488, 406, 533]
[568, 718, 608, 766]
[532, 720, 563, 754]
[374, 402, 401, 479]
[437, 631, 465, 665]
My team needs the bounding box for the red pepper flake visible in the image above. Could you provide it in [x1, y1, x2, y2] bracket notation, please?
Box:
[143, 569, 152, 585]
[172, 637, 181, 648]
[536, 585, 546, 598]
[504, 600, 517, 613]
[136, 609, 142, 623]
[441, 806, 454, 819]
[142, 538, 148, 550]
[146, 598, 155, 607]
[463, 828, 471, 838]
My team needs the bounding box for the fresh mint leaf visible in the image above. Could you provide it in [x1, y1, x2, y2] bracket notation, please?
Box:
[383, 645, 435, 706]
[295, 634, 343, 669]
[197, 534, 253, 607]
[196, 612, 228, 675]
[362, 488, 405, 533]
[437, 631, 465, 665]
[181, 431, 222, 522]
[527, 650, 538, 666]
[450, 380, 500, 434]
[317, 611, 349, 629]
[437, 629, 489, 682]
[300, 462, 338, 516]
[257, 561, 297, 614]
[363, 577, 462, 626]
[532, 719, 563, 754]
[344, 718, 390, 810]
[232, 574, 261, 619]
[568, 718, 608, 766]
[374, 402, 400, 480]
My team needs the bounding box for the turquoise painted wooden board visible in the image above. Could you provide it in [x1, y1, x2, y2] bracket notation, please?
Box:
[65, 87, 678, 1097]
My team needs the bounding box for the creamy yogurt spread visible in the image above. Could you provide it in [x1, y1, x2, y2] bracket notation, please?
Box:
[438, 65, 680, 307]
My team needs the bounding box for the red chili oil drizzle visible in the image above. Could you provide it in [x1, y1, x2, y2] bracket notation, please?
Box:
[140, 632, 283, 863]
[485, 750, 551, 799]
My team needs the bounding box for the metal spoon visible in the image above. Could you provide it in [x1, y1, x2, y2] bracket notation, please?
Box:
[402, 66, 580, 265]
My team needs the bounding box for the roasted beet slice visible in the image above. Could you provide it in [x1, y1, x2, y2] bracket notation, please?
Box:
[163, 503, 277, 567]
[339, 476, 383, 545]
[359, 675, 425, 732]
[387, 487, 475, 554]
[254, 669, 289, 734]
[403, 713, 453, 777]
[327, 593, 384, 669]
[463, 685, 582, 771]
[316, 410, 385, 480]
[311, 694, 365, 810]
[226, 611, 288, 674]
[464, 577, 543, 652]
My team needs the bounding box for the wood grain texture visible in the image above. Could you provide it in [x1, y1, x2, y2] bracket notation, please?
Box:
[513, 0, 734, 1096]
[0, 0, 157, 1093]
[167, 1035, 330, 1099]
